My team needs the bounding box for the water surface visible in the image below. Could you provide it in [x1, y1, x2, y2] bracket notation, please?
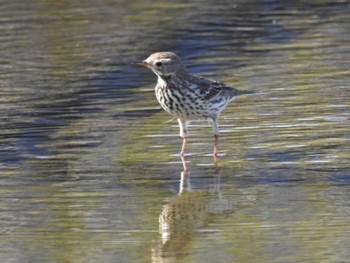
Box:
[1, 0, 350, 262]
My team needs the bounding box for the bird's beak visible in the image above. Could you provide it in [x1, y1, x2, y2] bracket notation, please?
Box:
[136, 61, 150, 67]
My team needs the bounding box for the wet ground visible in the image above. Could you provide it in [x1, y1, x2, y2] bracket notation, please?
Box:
[1, 0, 350, 262]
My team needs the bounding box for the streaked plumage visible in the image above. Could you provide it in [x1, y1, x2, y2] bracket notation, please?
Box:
[138, 52, 254, 157]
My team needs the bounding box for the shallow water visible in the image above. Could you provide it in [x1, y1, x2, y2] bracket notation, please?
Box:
[1, 0, 350, 262]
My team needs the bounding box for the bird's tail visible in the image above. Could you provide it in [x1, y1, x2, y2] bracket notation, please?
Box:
[231, 88, 259, 97]
[237, 89, 258, 95]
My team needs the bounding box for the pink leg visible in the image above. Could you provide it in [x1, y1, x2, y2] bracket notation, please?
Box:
[214, 134, 219, 157]
[180, 137, 187, 156]
[180, 155, 188, 172]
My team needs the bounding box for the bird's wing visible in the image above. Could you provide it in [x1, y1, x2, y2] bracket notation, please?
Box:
[194, 75, 244, 101]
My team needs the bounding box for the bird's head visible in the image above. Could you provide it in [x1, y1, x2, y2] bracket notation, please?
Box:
[137, 52, 188, 78]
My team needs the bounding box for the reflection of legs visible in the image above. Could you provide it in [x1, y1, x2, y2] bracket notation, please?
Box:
[179, 156, 191, 194]
[178, 119, 189, 156]
[209, 117, 220, 157]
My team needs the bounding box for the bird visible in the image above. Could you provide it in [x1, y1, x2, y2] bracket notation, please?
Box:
[137, 52, 254, 157]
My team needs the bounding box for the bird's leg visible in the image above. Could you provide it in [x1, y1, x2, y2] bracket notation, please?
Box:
[181, 137, 187, 156]
[178, 119, 189, 156]
[180, 155, 188, 172]
[209, 117, 220, 157]
[214, 134, 219, 157]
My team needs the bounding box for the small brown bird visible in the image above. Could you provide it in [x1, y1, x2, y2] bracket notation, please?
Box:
[138, 52, 253, 157]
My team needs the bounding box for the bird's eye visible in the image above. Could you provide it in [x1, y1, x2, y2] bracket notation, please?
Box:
[155, 62, 163, 67]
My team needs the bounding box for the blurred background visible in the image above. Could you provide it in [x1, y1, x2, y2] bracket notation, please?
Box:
[0, 0, 349, 262]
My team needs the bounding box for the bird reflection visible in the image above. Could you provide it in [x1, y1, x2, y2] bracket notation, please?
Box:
[152, 156, 231, 262]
